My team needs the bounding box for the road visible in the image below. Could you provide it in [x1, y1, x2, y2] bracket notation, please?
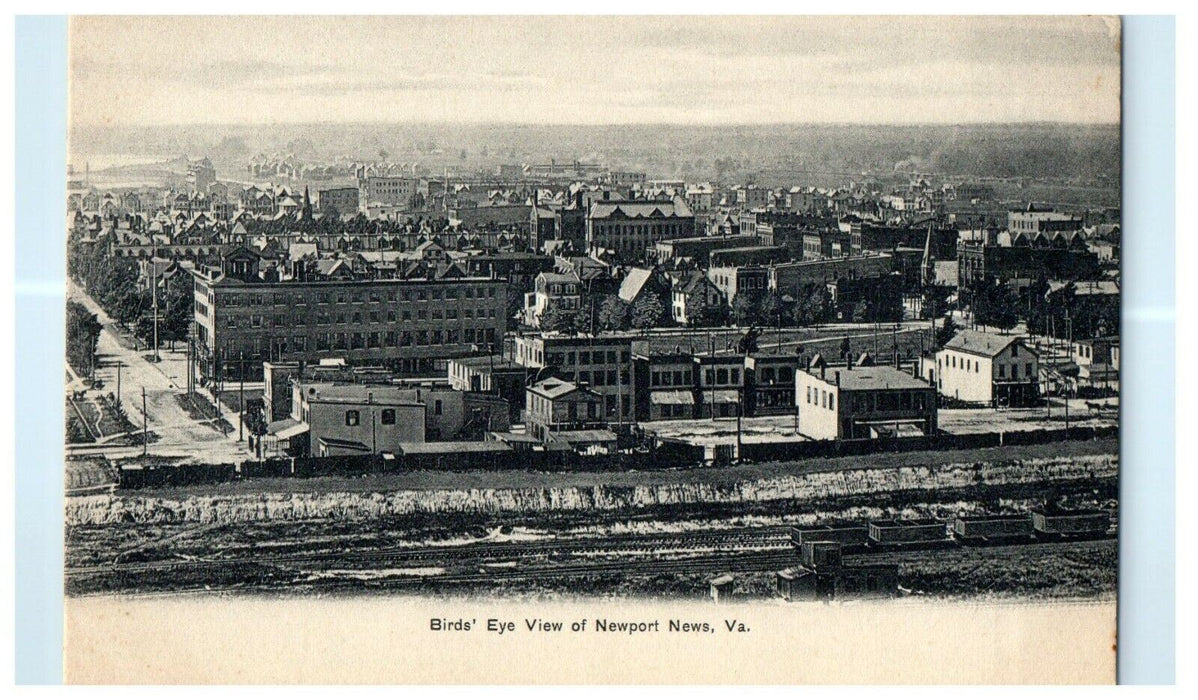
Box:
[67, 281, 250, 464]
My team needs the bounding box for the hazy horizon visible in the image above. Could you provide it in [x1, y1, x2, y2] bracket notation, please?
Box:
[70, 16, 1121, 129]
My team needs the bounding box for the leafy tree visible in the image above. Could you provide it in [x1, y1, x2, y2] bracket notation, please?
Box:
[920, 282, 952, 321]
[730, 291, 761, 327]
[66, 301, 102, 377]
[793, 285, 832, 326]
[630, 294, 666, 330]
[759, 290, 792, 329]
[161, 273, 194, 346]
[598, 295, 631, 331]
[506, 286, 526, 325]
[973, 278, 1019, 333]
[541, 300, 584, 335]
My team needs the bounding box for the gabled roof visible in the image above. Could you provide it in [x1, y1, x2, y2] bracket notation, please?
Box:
[589, 199, 692, 220]
[618, 267, 657, 303]
[943, 330, 1036, 358]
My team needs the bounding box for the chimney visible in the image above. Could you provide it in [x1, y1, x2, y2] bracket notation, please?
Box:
[834, 371, 840, 386]
[820, 364, 826, 380]
[846, 354, 854, 370]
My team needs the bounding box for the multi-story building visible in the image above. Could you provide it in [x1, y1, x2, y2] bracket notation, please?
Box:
[650, 234, 761, 265]
[1007, 205, 1084, 236]
[193, 247, 507, 380]
[956, 242, 1100, 290]
[707, 265, 769, 305]
[316, 187, 360, 214]
[512, 333, 635, 422]
[671, 271, 724, 326]
[795, 359, 937, 440]
[446, 356, 532, 421]
[525, 378, 606, 440]
[586, 197, 695, 260]
[933, 330, 1040, 407]
[357, 175, 418, 212]
[523, 271, 581, 328]
[694, 354, 746, 418]
[769, 254, 895, 297]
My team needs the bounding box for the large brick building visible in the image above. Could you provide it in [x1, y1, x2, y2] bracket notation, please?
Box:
[193, 248, 507, 380]
[586, 198, 695, 260]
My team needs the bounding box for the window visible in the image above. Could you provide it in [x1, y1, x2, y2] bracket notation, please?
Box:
[434, 400, 442, 416]
[345, 410, 360, 426]
[1026, 363, 1033, 377]
[381, 409, 396, 425]
[998, 364, 1006, 378]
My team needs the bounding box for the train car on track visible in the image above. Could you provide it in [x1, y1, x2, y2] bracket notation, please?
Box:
[1030, 508, 1112, 539]
[789, 524, 870, 550]
[867, 519, 952, 548]
[952, 514, 1036, 544]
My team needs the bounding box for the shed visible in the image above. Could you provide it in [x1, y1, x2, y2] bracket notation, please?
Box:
[709, 574, 735, 603]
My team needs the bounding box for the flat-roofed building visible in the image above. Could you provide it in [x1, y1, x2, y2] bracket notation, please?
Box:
[192, 249, 507, 380]
[795, 359, 937, 440]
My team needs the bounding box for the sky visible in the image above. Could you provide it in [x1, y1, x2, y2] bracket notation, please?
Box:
[69, 16, 1121, 127]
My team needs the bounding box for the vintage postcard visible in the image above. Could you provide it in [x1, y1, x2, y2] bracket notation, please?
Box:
[63, 15, 1121, 683]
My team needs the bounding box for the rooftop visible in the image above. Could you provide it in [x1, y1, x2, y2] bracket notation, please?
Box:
[942, 329, 1030, 358]
[803, 364, 932, 392]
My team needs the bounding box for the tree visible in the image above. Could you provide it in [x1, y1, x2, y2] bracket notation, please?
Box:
[161, 273, 194, 347]
[630, 294, 666, 330]
[66, 301, 102, 377]
[920, 282, 952, 321]
[506, 286, 526, 325]
[598, 295, 631, 331]
[934, 313, 959, 349]
[793, 286, 832, 326]
[541, 301, 584, 335]
[839, 336, 852, 361]
[759, 290, 792, 329]
[730, 291, 761, 327]
[973, 279, 1019, 333]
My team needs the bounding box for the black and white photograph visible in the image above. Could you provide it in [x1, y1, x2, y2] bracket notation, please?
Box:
[58, 14, 1126, 683]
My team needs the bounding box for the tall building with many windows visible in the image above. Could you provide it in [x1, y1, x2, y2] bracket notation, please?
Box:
[586, 197, 695, 260]
[193, 249, 507, 380]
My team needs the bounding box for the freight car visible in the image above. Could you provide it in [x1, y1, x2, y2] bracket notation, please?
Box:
[1030, 508, 1112, 539]
[951, 514, 1035, 544]
[867, 519, 952, 548]
[789, 524, 870, 550]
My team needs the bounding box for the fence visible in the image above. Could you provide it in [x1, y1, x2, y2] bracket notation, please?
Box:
[115, 425, 1116, 490]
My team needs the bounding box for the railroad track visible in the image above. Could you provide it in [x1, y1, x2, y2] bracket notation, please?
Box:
[66, 526, 793, 577]
[67, 523, 1116, 593]
[68, 536, 1118, 598]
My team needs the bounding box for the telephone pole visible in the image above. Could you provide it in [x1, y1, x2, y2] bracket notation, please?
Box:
[115, 361, 122, 408]
[238, 352, 245, 442]
[141, 386, 148, 456]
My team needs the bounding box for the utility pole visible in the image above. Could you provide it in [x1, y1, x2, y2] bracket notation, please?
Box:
[116, 361, 122, 408]
[151, 247, 160, 363]
[238, 351, 245, 442]
[141, 386, 148, 456]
